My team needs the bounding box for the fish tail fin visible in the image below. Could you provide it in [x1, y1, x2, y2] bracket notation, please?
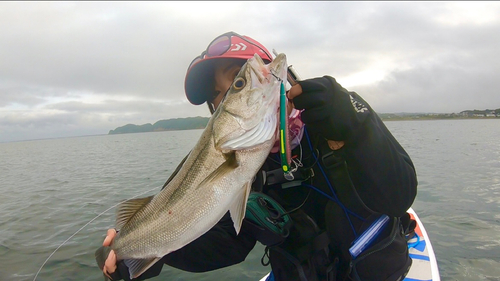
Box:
[94, 246, 112, 281]
[124, 257, 161, 279]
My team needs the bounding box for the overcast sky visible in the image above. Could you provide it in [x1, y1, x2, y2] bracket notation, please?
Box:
[1, 1, 499, 143]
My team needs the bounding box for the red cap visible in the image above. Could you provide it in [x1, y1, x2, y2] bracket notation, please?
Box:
[184, 33, 273, 105]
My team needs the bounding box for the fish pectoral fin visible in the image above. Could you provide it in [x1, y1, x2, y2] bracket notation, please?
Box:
[124, 257, 161, 279]
[229, 181, 252, 234]
[197, 152, 238, 189]
[115, 195, 154, 230]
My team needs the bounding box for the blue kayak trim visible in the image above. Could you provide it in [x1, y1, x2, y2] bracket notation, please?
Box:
[410, 253, 430, 261]
[413, 239, 426, 252]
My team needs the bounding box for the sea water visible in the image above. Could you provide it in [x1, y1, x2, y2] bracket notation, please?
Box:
[0, 119, 499, 281]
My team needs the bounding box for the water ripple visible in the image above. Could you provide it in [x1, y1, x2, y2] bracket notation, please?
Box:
[1, 122, 499, 280]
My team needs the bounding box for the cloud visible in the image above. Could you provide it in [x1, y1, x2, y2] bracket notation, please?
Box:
[1, 1, 500, 142]
[353, 50, 500, 113]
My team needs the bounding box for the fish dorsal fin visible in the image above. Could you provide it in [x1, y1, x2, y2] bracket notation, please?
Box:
[124, 257, 161, 279]
[229, 181, 251, 234]
[197, 152, 238, 189]
[115, 196, 154, 230]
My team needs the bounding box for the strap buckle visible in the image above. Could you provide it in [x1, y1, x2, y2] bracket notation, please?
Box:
[265, 167, 314, 189]
[321, 151, 344, 170]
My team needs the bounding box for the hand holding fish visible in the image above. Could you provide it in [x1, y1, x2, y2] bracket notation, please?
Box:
[287, 82, 303, 100]
[102, 229, 117, 279]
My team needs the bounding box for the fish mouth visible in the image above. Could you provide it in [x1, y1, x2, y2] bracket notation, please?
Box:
[247, 53, 287, 87]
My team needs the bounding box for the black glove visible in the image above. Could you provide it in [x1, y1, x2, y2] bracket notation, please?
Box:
[292, 76, 371, 141]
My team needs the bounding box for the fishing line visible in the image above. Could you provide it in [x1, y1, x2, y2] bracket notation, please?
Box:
[32, 185, 160, 281]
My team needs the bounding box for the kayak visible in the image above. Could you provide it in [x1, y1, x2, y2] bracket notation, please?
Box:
[259, 207, 440, 281]
[405, 208, 440, 281]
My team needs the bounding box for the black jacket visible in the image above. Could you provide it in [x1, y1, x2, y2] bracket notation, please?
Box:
[112, 76, 418, 281]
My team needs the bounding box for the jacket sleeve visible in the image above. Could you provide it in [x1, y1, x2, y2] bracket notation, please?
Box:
[294, 76, 417, 217]
[161, 212, 257, 272]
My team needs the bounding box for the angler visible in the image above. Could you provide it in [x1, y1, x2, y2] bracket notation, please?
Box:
[97, 31, 418, 281]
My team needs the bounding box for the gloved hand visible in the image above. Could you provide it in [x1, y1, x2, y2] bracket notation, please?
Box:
[289, 76, 371, 141]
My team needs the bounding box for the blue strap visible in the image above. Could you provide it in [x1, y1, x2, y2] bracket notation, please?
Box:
[266, 271, 275, 281]
[303, 127, 363, 237]
[407, 233, 422, 249]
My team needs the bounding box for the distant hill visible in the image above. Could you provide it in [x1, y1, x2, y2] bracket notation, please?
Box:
[109, 108, 499, 135]
[378, 108, 499, 120]
[108, 116, 210, 135]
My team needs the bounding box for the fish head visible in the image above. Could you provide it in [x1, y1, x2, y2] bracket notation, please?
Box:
[213, 53, 288, 152]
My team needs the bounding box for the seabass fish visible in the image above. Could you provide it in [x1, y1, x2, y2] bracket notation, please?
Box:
[96, 53, 288, 279]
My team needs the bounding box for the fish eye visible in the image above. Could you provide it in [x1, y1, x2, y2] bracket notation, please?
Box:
[233, 77, 246, 90]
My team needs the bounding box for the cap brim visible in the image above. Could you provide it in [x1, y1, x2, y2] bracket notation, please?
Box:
[185, 55, 270, 105]
[184, 58, 216, 105]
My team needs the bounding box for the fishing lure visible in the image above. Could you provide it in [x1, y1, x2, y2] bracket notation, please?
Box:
[279, 81, 293, 177]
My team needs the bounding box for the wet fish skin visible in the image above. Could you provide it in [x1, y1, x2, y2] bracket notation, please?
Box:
[97, 53, 288, 279]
